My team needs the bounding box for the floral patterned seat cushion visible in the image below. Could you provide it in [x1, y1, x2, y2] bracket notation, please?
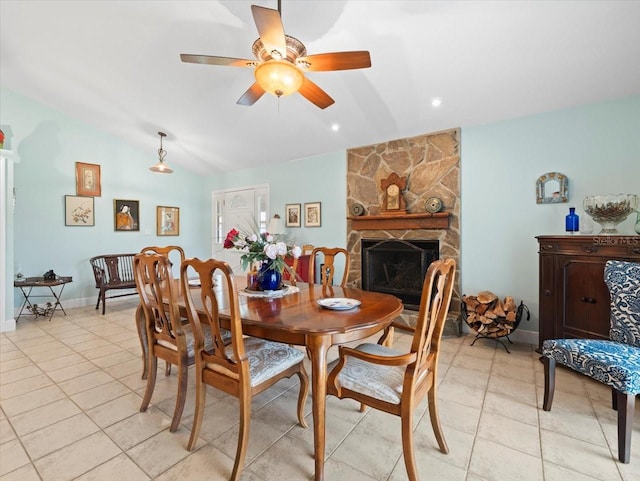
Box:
[329, 343, 406, 405]
[542, 339, 640, 395]
[157, 327, 228, 357]
[206, 338, 305, 387]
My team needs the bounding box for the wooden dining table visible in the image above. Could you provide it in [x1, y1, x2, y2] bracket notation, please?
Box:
[135, 278, 403, 481]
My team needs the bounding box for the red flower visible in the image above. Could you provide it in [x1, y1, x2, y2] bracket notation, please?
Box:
[223, 228, 239, 249]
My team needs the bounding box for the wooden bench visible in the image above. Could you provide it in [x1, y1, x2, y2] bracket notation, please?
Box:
[90, 253, 138, 314]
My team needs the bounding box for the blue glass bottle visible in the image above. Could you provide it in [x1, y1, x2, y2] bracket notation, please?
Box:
[565, 207, 579, 234]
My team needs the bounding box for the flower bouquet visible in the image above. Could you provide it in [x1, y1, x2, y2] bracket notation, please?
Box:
[224, 228, 301, 290]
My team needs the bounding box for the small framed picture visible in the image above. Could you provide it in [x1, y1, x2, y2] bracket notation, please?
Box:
[304, 202, 321, 227]
[285, 203, 301, 227]
[65, 195, 95, 226]
[75, 162, 101, 197]
[114, 199, 140, 231]
[157, 206, 180, 236]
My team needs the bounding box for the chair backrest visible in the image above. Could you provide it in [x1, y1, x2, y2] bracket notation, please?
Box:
[141, 245, 185, 272]
[133, 253, 186, 350]
[604, 260, 640, 347]
[309, 247, 350, 287]
[180, 258, 245, 379]
[90, 253, 136, 286]
[410, 258, 456, 380]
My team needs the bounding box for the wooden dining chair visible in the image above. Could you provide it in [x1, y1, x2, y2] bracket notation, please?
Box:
[180, 257, 309, 480]
[133, 252, 205, 432]
[139, 245, 187, 377]
[309, 247, 350, 287]
[327, 258, 456, 481]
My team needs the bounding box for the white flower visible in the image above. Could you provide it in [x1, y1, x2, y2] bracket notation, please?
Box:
[276, 242, 288, 256]
[249, 234, 258, 242]
[264, 243, 280, 260]
[291, 245, 302, 259]
[266, 234, 274, 242]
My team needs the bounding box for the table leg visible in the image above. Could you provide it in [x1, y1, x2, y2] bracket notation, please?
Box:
[16, 286, 34, 322]
[135, 304, 149, 380]
[47, 284, 69, 321]
[307, 335, 331, 481]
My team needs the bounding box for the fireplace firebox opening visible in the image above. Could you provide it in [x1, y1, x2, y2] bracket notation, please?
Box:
[361, 239, 439, 310]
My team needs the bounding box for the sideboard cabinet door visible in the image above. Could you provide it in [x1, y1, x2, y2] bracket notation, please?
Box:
[537, 235, 640, 349]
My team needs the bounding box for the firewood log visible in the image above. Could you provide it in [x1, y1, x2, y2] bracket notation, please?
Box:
[477, 291, 498, 304]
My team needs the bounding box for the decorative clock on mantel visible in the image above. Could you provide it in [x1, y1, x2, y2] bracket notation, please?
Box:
[380, 173, 407, 214]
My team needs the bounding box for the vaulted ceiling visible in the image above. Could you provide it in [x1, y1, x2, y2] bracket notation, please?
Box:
[2, 1, 639, 175]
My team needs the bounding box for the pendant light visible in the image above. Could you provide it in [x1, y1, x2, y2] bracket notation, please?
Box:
[149, 131, 173, 173]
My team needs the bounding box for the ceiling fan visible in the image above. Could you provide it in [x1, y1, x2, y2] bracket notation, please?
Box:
[180, 1, 371, 109]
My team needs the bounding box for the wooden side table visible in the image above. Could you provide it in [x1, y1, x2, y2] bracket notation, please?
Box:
[14, 276, 73, 321]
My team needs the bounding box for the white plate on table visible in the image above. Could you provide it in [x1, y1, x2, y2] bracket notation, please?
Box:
[317, 298, 361, 310]
[187, 279, 201, 287]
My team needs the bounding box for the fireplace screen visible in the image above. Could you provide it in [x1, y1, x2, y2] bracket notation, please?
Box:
[361, 239, 438, 310]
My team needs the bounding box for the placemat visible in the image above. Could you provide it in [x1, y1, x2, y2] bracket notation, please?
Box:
[239, 285, 300, 298]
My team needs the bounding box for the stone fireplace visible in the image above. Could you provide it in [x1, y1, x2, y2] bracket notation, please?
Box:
[346, 128, 461, 335]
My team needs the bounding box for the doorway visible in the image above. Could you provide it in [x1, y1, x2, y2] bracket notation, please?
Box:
[212, 184, 269, 273]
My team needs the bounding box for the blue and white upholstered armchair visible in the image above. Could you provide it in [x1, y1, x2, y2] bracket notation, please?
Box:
[542, 260, 640, 463]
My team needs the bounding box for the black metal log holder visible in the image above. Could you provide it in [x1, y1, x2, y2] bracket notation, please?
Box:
[461, 300, 530, 353]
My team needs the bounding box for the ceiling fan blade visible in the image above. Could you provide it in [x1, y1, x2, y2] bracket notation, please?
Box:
[298, 77, 335, 109]
[298, 51, 372, 71]
[251, 5, 286, 59]
[180, 54, 254, 67]
[237, 82, 266, 106]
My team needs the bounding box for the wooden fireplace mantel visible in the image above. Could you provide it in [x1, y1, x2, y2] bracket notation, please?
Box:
[348, 212, 450, 230]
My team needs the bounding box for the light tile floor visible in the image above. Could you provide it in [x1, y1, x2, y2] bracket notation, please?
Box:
[1, 300, 638, 481]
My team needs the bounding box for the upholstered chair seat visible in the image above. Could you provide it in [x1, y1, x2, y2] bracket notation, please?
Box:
[329, 343, 405, 404]
[206, 338, 305, 386]
[542, 339, 640, 394]
[157, 326, 220, 358]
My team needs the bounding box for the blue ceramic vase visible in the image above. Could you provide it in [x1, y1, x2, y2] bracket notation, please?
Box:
[258, 263, 282, 291]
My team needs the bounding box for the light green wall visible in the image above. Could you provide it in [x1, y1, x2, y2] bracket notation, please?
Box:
[1, 89, 210, 309]
[461, 95, 640, 334]
[210, 151, 348, 249]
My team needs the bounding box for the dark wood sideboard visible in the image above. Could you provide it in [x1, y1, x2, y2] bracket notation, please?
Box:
[537, 235, 640, 349]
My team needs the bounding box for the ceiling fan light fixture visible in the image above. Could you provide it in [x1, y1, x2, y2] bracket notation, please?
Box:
[150, 131, 174, 174]
[255, 60, 304, 97]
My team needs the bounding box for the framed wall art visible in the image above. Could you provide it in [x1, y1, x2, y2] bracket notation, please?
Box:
[75, 162, 101, 197]
[157, 206, 180, 236]
[304, 202, 321, 227]
[536, 172, 568, 204]
[114, 199, 139, 231]
[285, 203, 301, 227]
[65, 195, 95, 226]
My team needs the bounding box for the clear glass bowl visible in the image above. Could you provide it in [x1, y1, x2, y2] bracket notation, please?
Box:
[583, 194, 638, 235]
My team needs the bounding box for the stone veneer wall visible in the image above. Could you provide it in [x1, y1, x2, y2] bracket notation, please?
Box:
[346, 128, 461, 334]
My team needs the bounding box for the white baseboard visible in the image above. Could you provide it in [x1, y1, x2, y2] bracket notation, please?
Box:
[0, 317, 16, 332]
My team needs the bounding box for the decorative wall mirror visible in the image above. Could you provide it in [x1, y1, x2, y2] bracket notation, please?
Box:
[536, 172, 568, 204]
